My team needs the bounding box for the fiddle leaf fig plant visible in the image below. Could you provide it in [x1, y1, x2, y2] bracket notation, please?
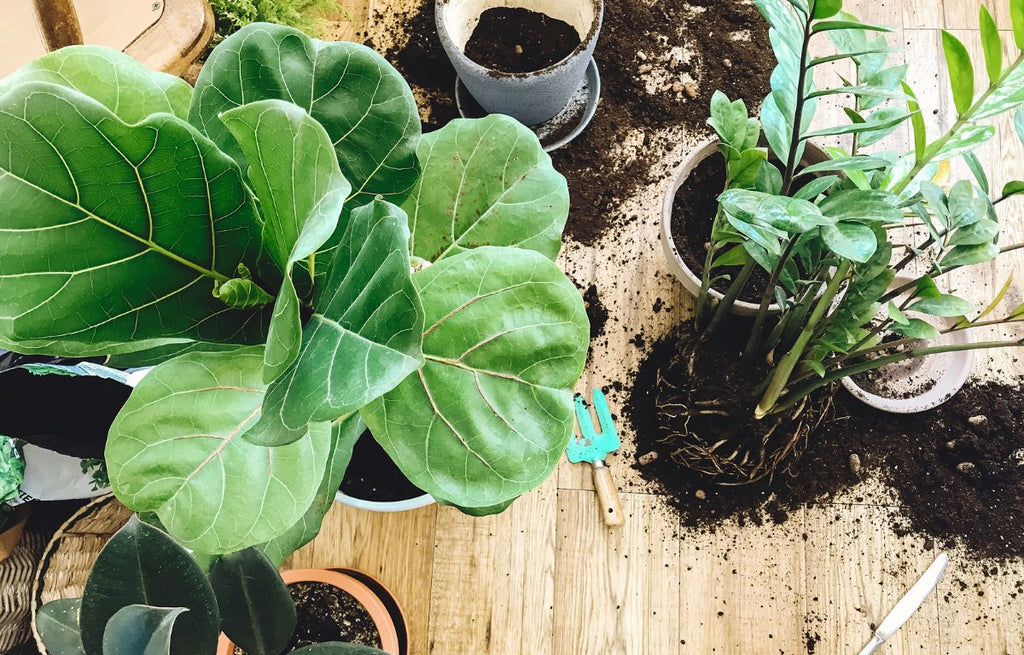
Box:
[37, 517, 386, 655]
[0, 22, 586, 558]
[676, 0, 1024, 482]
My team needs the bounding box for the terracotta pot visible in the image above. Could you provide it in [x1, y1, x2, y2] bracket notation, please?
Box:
[841, 275, 975, 413]
[436, 0, 603, 126]
[661, 138, 829, 316]
[0, 504, 30, 563]
[216, 568, 405, 655]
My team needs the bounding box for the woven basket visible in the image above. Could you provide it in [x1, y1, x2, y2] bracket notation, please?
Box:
[30, 494, 132, 653]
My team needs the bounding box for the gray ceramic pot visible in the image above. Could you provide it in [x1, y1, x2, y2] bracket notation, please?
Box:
[436, 0, 603, 126]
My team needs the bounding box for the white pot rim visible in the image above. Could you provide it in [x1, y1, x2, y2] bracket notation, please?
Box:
[334, 489, 436, 512]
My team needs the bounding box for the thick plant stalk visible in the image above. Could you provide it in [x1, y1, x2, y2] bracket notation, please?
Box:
[705, 259, 757, 337]
[780, 16, 815, 195]
[755, 260, 852, 418]
[695, 209, 727, 330]
[744, 239, 800, 357]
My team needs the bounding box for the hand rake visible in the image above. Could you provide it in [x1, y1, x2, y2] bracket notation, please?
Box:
[567, 388, 624, 527]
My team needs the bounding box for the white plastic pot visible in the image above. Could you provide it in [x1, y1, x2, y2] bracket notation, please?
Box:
[661, 138, 828, 317]
[334, 489, 435, 513]
[841, 275, 975, 413]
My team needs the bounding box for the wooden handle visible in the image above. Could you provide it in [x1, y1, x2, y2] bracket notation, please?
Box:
[592, 461, 624, 527]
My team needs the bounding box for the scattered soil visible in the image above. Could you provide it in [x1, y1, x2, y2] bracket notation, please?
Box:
[669, 151, 770, 303]
[582, 284, 609, 340]
[383, 0, 774, 243]
[234, 581, 382, 653]
[628, 328, 1024, 560]
[340, 429, 425, 502]
[464, 8, 581, 74]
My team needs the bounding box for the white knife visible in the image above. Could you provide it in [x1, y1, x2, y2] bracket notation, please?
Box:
[858, 553, 949, 655]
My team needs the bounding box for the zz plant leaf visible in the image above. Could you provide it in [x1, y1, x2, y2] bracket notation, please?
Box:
[190, 22, 420, 210]
[79, 517, 219, 655]
[0, 82, 265, 356]
[209, 548, 296, 655]
[362, 246, 588, 511]
[106, 347, 332, 553]
[220, 99, 351, 382]
[246, 199, 423, 446]
[403, 115, 569, 264]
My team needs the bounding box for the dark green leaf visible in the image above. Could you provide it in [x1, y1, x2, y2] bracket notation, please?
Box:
[102, 605, 187, 655]
[821, 221, 878, 262]
[1002, 180, 1024, 198]
[37, 598, 86, 655]
[362, 247, 588, 510]
[709, 91, 759, 151]
[220, 99, 350, 383]
[404, 116, 568, 263]
[979, 6, 1003, 84]
[888, 301, 909, 325]
[245, 199, 423, 446]
[813, 0, 843, 19]
[210, 549, 296, 655]
[0, 82, 264, 356]
[711, 245, 750, 268]
[941, 31, 974, 116]
[890, 318, 940, 339]
[106, 349, 332, 553]
[807, 360, 827, 377]
[728, 148, 769, 187]
[190, 23, 419, 209]
[908, 294, 976, 317]
[793, 175, 839, 200]
[755, 160, 784, 194]
[79, 517, 219, 655]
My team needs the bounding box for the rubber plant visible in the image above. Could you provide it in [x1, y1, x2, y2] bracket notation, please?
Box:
[36, 516, 386, 655]
[674, 0, 1024, 481]
[0, 23, 587, 560]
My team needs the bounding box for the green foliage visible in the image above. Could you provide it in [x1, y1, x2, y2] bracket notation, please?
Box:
[209, 548, 296, 655]
[209, 0, 340, 38]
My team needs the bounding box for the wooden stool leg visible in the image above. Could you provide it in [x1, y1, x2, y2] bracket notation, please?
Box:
[33, 0, 83, 51]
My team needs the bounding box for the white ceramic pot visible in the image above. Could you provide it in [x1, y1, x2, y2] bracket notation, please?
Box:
[661, 138, 828, 317]
[841, 275, 975, 413]
[334, 489, 436, 512]
[436, 0, 603, 126]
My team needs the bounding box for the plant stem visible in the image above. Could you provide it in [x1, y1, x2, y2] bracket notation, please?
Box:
[769, 338, 1024, 414]
[744, 239, 799, 357]
[892, 52, 1024, 195]
[755, 260, 852, 418]
[695, 207, 727, 331]
[781, 15, 815, 196]
[706, 259, 757, 337]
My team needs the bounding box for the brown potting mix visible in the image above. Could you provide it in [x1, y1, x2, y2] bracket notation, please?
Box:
[464, 7, 582, 73]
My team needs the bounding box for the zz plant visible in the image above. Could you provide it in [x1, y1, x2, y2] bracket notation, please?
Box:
[682, 0, 1024, 481]
[0, 24, 588, 559]
[36, 516, 385, 655]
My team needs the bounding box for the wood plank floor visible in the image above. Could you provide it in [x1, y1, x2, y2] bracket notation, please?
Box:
[288, 0, 1024, 652]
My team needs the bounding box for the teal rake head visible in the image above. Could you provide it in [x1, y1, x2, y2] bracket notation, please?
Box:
[567, 388, 620, 464]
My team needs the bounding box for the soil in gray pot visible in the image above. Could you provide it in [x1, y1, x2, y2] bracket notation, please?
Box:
[233, 581, 382, 654]
[464, 8, 581, 74]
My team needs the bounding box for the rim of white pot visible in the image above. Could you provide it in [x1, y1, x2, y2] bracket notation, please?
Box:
[840, 275, 975, 413]
[661, 138, 829, 318]
[435, 0, 604, 79]
[334, 489, 436, 512]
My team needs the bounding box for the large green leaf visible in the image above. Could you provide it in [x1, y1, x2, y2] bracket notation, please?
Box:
[246, 199, 423, 446]
[819, 189, 903, 224]
[79, 517, 219, 655]
[908, 293, 975, 317]
[362, 247, 588, 510]
[102, 605, 188, 655]
[37, 598, 87, 655]
[0, 82, 265, 356]
[257, 414, 363, 565]
[189, 22, 419, 209]
[106, 347, 331, 553]
[821, 221, 878, 262]
[0, 46, 191, 123]
[941, 31, 974, 116]
[979, 6, 1003, 84]
[403, 115, 569, 263]
[221, 99, 351, 382]
[209, 548, 296, 655]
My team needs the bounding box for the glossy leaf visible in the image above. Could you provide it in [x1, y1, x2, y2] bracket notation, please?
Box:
[0, 46, 191, 123]
[963, 151, 989, 194]
[708, 91, 759, 151]
[821, 221, 877, 262]
[1012, 0, 1024, 49]
[210, 548, 296, 655]
[190, 22, 419, 208]
[257, 414, 363, 565]
[941, 31, 974, 116]
[246, 199, 423, 446]
[1002, 180, 1024, 198]
[106, 348, 332, 553]
[0, 82, 264, 356]
[979, 6, 1002, 84]
[719, 189, 832, 233]
[220, 99, 350, 382]
[939, 242, 1000, 267]
[819, 189, 903, 224]
[857, 107, 911, 146]
[362, 247, 588, 510]
[908, 293, 976, 317]
[760, 93, 793, 165]
[79, 517, 219, 655]
[799, 155, 890, 174]
[972, 63, 1024, 120]
[37, 598, 86, 655]
[728, 149, 769, 188]
[890, 318, 940, 339]
[403, 115, 568, 263]
[102, 605, 187, 655]
[888, 301, 909, 325]
[792, 175, 839, 200]
[813, 0, 842, 19]
[802, 111, 911, 139]
[903, 82, 927, 161]
[934, 124, 995, 160]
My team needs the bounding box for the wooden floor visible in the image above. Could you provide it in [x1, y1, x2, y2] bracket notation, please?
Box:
[288, 0, 1024, 653]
